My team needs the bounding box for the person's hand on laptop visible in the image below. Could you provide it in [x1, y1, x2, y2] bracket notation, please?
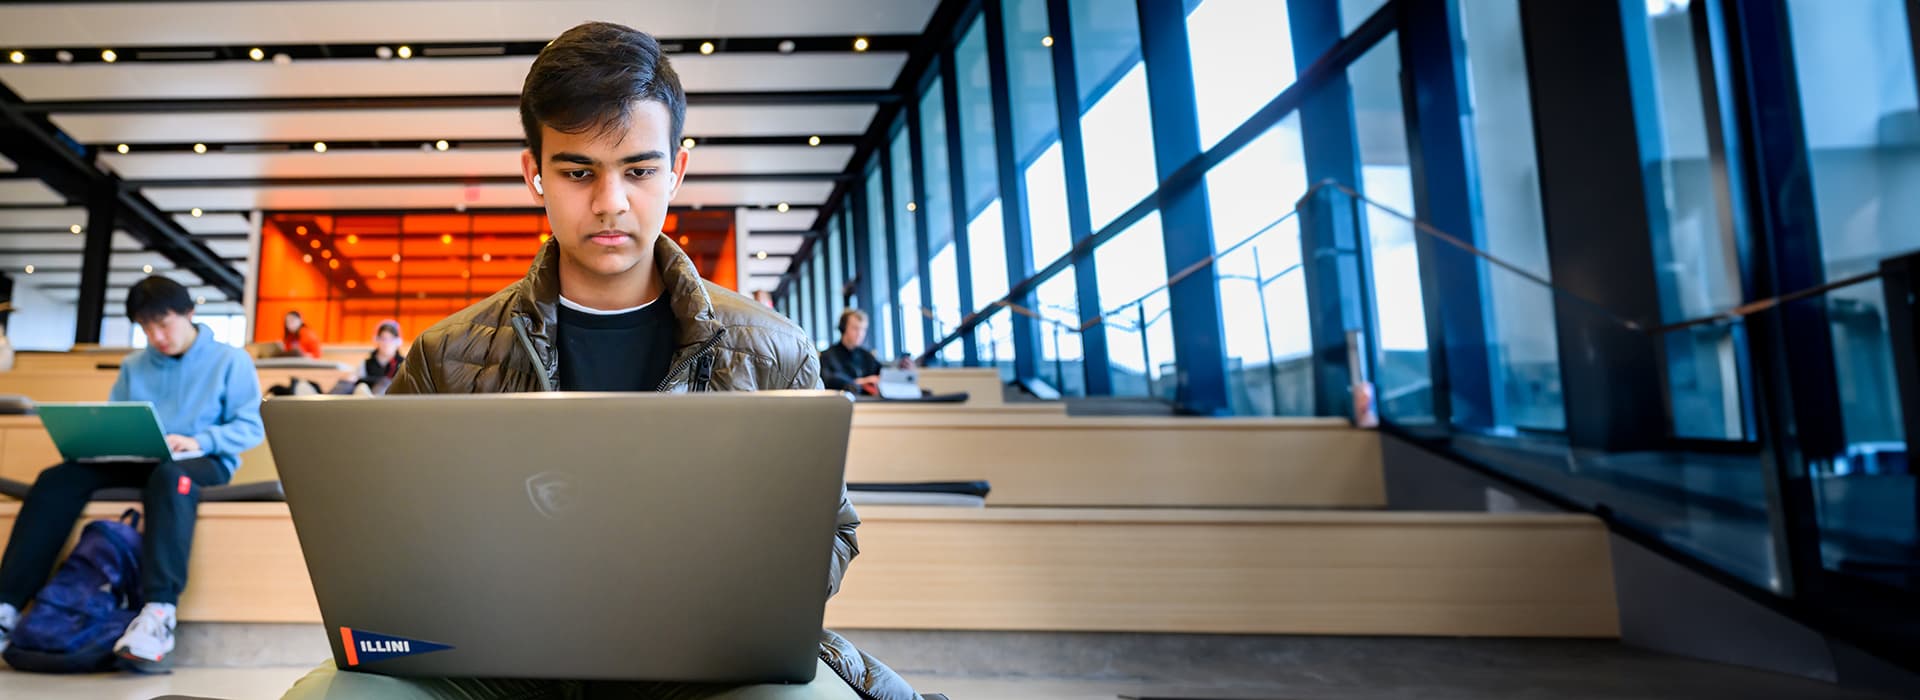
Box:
[164, 434, 201, 454]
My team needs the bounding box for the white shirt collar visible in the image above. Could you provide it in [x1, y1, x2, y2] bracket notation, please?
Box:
[558, 294, 657, 316]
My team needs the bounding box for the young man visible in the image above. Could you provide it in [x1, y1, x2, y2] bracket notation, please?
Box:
[0, 276, 264, 671]
[282, 22, 919, 700]
[821, 309, 884, 396]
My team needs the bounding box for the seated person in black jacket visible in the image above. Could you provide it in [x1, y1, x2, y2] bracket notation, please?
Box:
[820, 309, 882, 395]
[356, 320, 405, 394]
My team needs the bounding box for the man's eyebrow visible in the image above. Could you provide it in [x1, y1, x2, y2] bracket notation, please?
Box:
[621, 151, 667, 164]
[549, 152, 596, 166]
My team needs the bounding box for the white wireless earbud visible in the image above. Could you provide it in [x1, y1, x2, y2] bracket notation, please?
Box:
[533, 175, 543, 195]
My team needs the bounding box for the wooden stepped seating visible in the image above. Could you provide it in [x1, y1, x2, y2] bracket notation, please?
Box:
[0, 502, 1619, 638]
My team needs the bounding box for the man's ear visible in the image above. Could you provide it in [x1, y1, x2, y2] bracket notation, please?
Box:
[667, 146, 691, 200]
[520, 148, 543, 202]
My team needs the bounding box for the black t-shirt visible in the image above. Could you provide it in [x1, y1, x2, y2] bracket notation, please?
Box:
[556, 297, 678, 392]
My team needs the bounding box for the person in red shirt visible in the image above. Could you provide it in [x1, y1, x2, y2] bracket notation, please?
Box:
[281, 311, 322, 359]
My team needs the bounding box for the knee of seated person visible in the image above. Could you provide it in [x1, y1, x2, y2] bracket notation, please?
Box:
[34, 461, 90, 485]
[146, 461, 189, 492]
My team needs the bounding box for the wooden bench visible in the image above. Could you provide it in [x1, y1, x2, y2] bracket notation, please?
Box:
[917, 368, 1003, 405]
[846, 414, 1385, 508]
[0, 415, 280, 486]
[0, 502, 1619, 637]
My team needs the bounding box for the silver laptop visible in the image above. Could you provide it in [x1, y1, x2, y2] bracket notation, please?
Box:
[876, 368, 920, 400]
[262, 392, 853, 683]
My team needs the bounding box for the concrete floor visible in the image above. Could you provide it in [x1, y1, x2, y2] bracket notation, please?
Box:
[0, 634, 1905, 700]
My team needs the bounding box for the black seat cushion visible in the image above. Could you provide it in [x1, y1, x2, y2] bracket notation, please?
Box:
[0, 477, 284, 502]
[847, 480, 990, 498]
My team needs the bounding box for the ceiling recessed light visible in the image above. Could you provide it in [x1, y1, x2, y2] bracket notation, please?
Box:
[376, 46, 394, 60]
[346, 234, 358, 244]
[756, 251, 768, 260]
[460, 269, 470, 279]
[313, 142, 328, 153]
[54, 50, 72, 63]
[434, 139, 449, 151]
[69, 224, 82, 234]
[376, 270, 386, 279]
[681, 137, 696, 149]
[440, 233, 453, 245]
[392, 253, 402, 263]
[272, 52, 291, 65]
[115, 144, 129, 154]
[853, 37, 870, 52]
[193, 143, 207, 154]
[481, 253, 492, 262]
[777, 40, 796, 54]
[1042, 36, 1054, 48]
[396, 45, 413, 59]
[906, 202, 917, 212]
[303, 253, 313, 263]
[808, 135, 822, 147]
[699, 42, 715, 55]
[329, 259, 340, 269]
[347, 280, 357, 289]
[321, 250, 331, 259]
[309, 239, 321, 249]
[539, 233, 550, 243]
[190, 208, 202, 217]
[22, 265, 32, 274]
[776, 202, 790, 213]
[678, 235, 690, 245]
[100, 49, 117, 63]
[142, 264, 153, 274]
[296, 225, 307, 235]
[7, 51, 23, 64]
[249, 47, 265, 61]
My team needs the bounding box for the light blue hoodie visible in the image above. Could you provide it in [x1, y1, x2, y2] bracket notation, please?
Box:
[108, 323, 264, 476]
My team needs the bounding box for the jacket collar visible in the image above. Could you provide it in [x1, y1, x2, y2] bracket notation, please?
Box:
[513, 234, 724, 348]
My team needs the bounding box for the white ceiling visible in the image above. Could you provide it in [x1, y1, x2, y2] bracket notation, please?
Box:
[0, 1, 939, 45]
[54, 104, 879, 143]
[100, 144, 853, 179]
[0, 54, 906, 101]
[0, 0, 938, 304]
[0, 179, 65, 206]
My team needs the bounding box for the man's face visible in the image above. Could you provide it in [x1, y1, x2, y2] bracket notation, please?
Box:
[140, 311, 196, 356]
[521, 100, 690, 281]
[284, 313, 301, 332]
[842, 316, 868, 348]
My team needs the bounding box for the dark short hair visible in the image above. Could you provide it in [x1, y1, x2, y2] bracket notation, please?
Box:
[375, 320, 401, 338]
[125, 276, 194, 324]
[520, 22, 686, 167]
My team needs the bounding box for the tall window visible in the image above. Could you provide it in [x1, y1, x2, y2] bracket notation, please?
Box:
[1461, 0, 1565, 430]
[891, 124, 925, 358]
[1206, 114, 1312, 416]
[1097, 212, 1176, 398]
[1348, 34, 1433, 423]
[1632, 0, 1749, 439]
[1786, 0, 1919, 449]
[919, 74, 963, 362]
[957, 19, 1010, 317]
[1185, 0, 1297, 148]
[864, 165, 893, 360]
[1068, 0, 1159, 230]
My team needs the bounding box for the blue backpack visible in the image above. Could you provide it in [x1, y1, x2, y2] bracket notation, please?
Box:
[1, 509, 144, 673]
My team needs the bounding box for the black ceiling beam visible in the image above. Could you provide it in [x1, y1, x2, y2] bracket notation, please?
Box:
[19, 90, 899, 114]
[125, 172, 851, 188]
[0, 84, 243, 299]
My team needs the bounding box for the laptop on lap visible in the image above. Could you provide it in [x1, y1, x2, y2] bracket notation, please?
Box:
[39, 402, 205, 462]
[262, 391, 853, 683]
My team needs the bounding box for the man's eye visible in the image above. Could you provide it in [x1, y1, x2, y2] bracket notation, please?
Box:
[627, 168, 657, 179]
[563, 170, 592, 181]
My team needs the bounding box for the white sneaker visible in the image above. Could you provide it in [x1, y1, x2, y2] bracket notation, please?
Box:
[0, 602, 17, 655]
[113, 602, 175, 672]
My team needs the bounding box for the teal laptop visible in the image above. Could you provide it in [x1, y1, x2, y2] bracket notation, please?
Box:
[37, 402, 204, 463]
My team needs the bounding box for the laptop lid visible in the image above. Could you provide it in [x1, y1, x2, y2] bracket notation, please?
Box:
[876, 368, 919, 400]
[38, 402, 202, 462]
[262, 391, 852, 683]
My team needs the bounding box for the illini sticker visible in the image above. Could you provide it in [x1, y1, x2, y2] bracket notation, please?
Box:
[339, 627, 454, 666]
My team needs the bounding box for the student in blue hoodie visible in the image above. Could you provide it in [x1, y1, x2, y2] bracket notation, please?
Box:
[0, 276, 263, 671]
